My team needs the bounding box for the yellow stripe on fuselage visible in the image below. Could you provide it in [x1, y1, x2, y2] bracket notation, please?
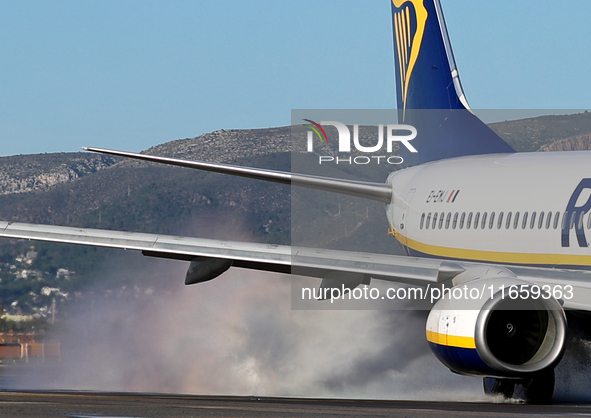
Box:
[426, 330, 476, 349]
[397, 233, 591, 266]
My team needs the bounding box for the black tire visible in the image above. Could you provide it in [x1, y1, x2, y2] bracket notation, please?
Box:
[517, 368, 555, 404]
[483, 377, 515, 398]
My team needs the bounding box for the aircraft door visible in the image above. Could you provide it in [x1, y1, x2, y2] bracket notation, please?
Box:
[399, 188, 416, 252]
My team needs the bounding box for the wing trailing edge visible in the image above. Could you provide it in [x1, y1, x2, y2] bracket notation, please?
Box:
[83, 147, 393, 204]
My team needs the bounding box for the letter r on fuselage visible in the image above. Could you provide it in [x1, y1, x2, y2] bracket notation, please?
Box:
[563, 179, 591, 247]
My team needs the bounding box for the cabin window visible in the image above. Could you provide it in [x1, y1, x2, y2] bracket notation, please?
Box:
[466, 212, 473, 229]
[587, 213, 591, 230]
[481, 212, 487, 229]
[439, 213, 445, 229]
[489, 212, 495, 229]
[506, 212, 512, 229]
[497, 212, 504, 229]
[562, 211, 568, 230]
[420, 213, 425, 229]
[432, 212, 438, 229]
[459, 212, 465, 229]
[445, 212, 451, 229]
[553, 211, 560, 229]
[522, 212, 528, 229]
[452, 212, 458, 229]
[530, 212, 536, 229]
[560, 211, 568, 229]
[538, 212, 544, 229]
[578, 212, 585, 229]
[513, 212, 520, 229]
[426, 213, 431, 229]
[474, 212, 480, 229]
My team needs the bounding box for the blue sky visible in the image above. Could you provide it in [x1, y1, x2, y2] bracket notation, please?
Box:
[1, 0, 590, 156]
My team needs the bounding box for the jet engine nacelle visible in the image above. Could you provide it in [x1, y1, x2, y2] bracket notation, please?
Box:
[426, 277, 567, 378]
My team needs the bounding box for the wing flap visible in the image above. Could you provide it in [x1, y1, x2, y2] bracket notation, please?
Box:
[508, 265, 591, 311]
[292, 248, 446, 283]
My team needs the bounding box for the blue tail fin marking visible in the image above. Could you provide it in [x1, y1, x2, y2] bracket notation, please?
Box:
[391, 0, 515, 167]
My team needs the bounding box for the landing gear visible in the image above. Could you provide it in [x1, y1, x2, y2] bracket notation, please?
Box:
[516, 368, 555, 403]
[483, 377, 515, 398]
[483, 368, 555, 403]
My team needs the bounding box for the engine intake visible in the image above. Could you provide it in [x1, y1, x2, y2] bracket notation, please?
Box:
[426, 277, 567, 377]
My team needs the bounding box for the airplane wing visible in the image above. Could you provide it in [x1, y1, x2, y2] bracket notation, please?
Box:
[3, 220, 591, 310]
[82, 147, 393, 204]
[0, 220, 455, 285]
[3, 148, 591, 311]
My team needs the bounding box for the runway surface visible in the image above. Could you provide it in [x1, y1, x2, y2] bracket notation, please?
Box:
[1, 391, 591, 418]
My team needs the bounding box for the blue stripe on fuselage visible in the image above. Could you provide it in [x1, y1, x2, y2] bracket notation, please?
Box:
[428, 342, 493, 375]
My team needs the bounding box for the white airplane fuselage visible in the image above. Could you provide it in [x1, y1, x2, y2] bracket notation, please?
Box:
[386, 151, 591, 269]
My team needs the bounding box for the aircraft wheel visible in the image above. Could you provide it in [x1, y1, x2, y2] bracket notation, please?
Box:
[483, 377, 515, 398]
[517, 368, 555, 404]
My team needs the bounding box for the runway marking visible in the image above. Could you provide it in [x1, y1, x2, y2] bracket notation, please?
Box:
[68, 415, 147, 418]
[0, 401, 55, 405]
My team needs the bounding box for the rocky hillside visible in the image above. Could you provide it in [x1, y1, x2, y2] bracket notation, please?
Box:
[488, 111, 591, 152]
[140, 127, 292, 163]
[0, 153, 116, 195]
[539, 133, 591, 152]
